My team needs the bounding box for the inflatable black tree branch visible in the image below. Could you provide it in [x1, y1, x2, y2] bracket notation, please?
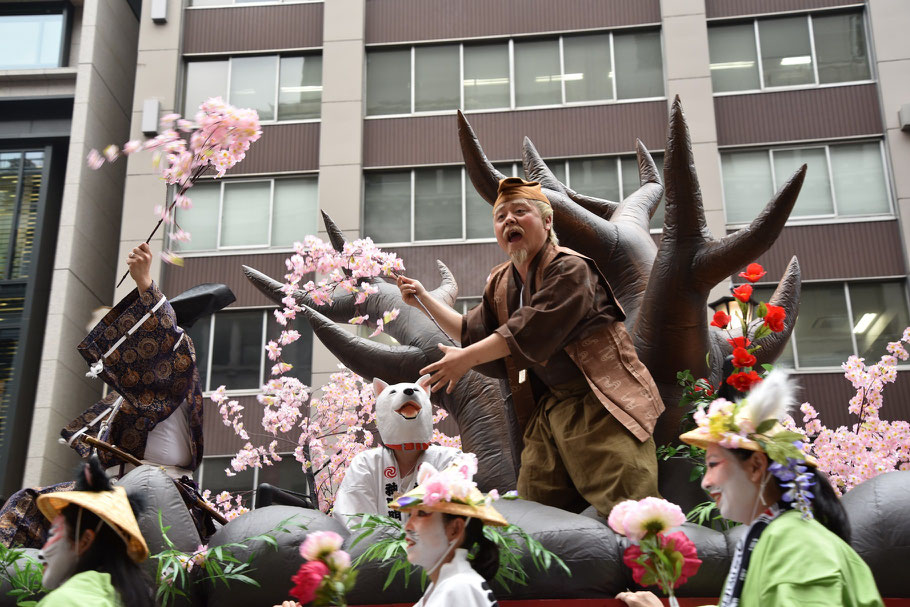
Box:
[243, 212, 521, 492]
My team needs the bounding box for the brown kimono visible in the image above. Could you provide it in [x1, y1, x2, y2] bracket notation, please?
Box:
[462, 244, 663, 515]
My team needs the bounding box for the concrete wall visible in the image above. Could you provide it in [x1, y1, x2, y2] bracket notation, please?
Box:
[311, 0, 366, 390]
[660, 0, 729, 303]
[868, 0, 910, 277]
[23, 0, 140, 486]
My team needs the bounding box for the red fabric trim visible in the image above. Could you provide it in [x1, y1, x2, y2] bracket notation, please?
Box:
[385, 442, 430, 451]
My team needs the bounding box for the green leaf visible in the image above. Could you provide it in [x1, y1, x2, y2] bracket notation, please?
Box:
[755, 419, 777, 434]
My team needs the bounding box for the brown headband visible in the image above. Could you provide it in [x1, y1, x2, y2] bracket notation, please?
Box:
[493, 177, 550, 210]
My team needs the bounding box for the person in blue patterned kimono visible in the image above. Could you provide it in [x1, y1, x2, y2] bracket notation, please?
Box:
[0, 243, 234, 549]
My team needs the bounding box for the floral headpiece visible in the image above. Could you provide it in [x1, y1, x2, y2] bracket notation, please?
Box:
[680, 370, 818, 518]
[388, 454, 510, 526]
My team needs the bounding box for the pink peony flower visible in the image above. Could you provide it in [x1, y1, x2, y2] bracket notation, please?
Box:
[289, 560, 329, 604]
[607, 500, 638, 537]
[300, 531, 344, 561]
[620, 497, 685, 541]
[325, 549, 351, 571]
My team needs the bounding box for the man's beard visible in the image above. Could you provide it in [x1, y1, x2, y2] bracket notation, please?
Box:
[510, 248, 529, 266]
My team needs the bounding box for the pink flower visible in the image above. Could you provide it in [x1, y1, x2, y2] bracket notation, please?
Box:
[289, 560, 329, 604]
[619, 497, 685, 541]
[300, 531, 344, 561]
[349, 314, 369, 325]
[325, 549, 351, 571]
[265, 340, 282, 361]
[607, 500, 638, 537]
[123, 140, 142, 155]
[161, 251, 184, 266]
[86, 149, 104, 170]
[103, 145, 120, 162]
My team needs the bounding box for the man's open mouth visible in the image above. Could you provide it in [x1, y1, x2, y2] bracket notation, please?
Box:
[396, 401, 422, 419]
[506, 228, 524, 243]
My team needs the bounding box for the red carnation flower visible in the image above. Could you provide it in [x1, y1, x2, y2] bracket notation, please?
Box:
[290, 560, 329, 604]
[726, 336, 752, 349]
[727, 370, 762, 392]
[738, 263, 767, 283]
[732, 284, 753, 303]
[710, 310, 731, 329]
[662, 532, 702, 588]
[731, 347, 757, 368]
[763, 304, 786, 333]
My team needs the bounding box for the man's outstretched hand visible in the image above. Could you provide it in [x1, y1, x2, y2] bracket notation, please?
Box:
[126, 243, 153, 293]
[420, 344, 474, 394]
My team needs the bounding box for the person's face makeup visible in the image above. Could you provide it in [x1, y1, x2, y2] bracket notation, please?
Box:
[39, 515, 79, 590]
[702, 444, 762, 524]
[403, 509, 451, 570]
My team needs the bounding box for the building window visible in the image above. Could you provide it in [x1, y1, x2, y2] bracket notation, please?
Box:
[721, 141, 889, 225]
[0, 152, 44, 280]
[363, 154, 665, 245]
[184, 54, 322, 121]
[196, 454, 310, 507]
[0, 7, 68, 70]
[184, 309, 313, 392]
[365, 30, 664, 117]
[171, 176, 318, 253]
[753, 281, 910, 370]
[191, 0, 318, 5]
[708, 11, 870, 93]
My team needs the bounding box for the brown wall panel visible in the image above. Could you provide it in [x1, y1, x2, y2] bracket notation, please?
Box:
[162, 252, 290, 308]
[365, 0, 660, 44]
[227, 122, 320, 175]
[364, 103, 668, 168]
[795, 370, 910, 430]
[730, 220, 905, 283]
[706, 0, 863, 19]
[395, 242, 505, 299]
[715, 84, 882, 146]
[183, 3, 323, 55]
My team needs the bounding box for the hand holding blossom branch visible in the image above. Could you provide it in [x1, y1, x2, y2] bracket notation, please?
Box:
[86, 97, 262, 286]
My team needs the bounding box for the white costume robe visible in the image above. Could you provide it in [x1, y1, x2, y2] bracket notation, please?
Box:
[333, 445, 460, 529]
[413, 548, 498, 607]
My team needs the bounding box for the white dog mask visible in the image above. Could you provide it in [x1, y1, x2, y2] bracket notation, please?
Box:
[373, 375, 433, 450]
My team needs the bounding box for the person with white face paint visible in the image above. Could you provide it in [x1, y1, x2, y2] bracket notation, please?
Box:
[389, 456, 507, 607]
[332, 375, 461, 530]
[34, 456, 153, 607]
[617, 371, 883, 607]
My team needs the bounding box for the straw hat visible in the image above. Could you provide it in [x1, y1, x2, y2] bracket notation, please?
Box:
[389, 457, 508, 527]
[38, 485, 149, 563]
[679, 370, 818, 467]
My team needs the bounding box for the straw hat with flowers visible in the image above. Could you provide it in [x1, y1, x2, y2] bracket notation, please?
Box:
[389, 455, 508, 527]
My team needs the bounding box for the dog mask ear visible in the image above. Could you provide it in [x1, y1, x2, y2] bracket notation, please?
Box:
[416, 374, 431, 393]
[372, 377, 389, 397]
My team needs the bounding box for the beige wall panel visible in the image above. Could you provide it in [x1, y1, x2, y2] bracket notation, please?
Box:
[138, 0, 183, 51]
[319, 102, 364, 166]
[324, 0, 365, 42]
[321, 40, 365, 103]
[859, 0, 909, 64]
[662, 14, 711, 81]
[667, 78, 717, 144]
[318, 164, 363, 233]
[131, 49, 180, 114]
[876, 60, 910, 132]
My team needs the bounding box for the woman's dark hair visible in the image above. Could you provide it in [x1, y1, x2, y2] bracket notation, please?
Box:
[62, 505, 155, 607]
[442, 514, 500, 581]
[731, 448, 851, 542]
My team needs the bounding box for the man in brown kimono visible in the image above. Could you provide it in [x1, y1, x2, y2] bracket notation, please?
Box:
[0, 243, 233, 548]
[397, 178, 663, 516]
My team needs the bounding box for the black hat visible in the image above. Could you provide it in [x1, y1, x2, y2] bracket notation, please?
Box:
[170, 283, 236, 328]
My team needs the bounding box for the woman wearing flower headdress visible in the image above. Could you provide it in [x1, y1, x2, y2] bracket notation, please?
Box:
[388, 454, 507, 607]
[618, 370, 883, 607]
[34, 456, 154, 607]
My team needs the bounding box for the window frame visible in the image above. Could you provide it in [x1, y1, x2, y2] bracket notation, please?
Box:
[364, 28, 666, 119]
[756, 278, 910, 373]
[182, 53, 323, 125]
[720, 139, 893, 228]
[168, 174, 320, 256]
[186, 0, 322, 9]
[708, 9, 874, 97]
[192, 307, 313, 395]
[363, 152, 664, 247]
[0, 2, 72, 71]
